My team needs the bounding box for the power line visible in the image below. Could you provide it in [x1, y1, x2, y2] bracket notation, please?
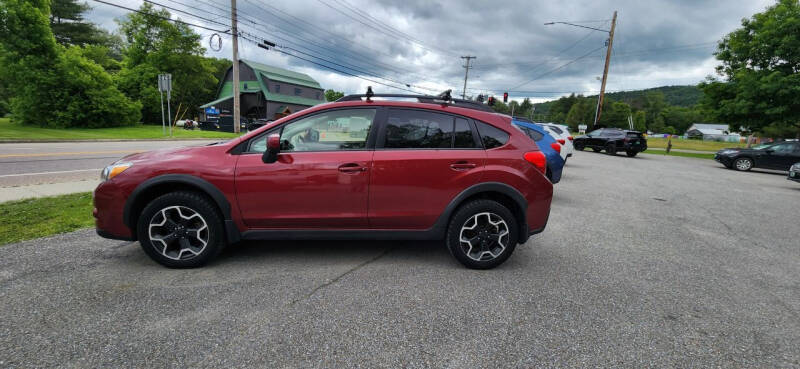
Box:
[507, 45, 607, 91]
[90, 0, 226, 33]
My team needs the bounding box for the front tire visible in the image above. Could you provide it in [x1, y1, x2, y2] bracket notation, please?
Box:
[446, 199, 518, 269]
[606, 142, 617, 155]
[734, 157, 753, 171]
[137, 191, 226, 268]
[575, 142, 585, 151]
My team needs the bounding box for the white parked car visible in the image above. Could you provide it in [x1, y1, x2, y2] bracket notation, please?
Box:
[539, 123, 574, 162]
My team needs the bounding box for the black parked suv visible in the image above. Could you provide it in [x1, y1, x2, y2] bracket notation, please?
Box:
[573, 128, 647, 157]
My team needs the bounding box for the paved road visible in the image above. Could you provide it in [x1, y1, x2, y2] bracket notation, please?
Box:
[1, 152, 799, 368]
[0, 140, 221, 187]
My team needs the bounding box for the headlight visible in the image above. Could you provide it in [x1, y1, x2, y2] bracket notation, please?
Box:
[101, 162, 133, 181]
[720, 150, 738, 155]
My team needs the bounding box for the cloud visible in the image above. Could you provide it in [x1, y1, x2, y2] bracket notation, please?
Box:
[85, 0, 775, 101]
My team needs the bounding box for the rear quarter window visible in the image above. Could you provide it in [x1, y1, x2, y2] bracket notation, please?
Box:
[476, 121, 509, 149]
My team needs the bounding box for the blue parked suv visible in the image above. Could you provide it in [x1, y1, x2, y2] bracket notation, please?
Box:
[512, 118, 564, 183]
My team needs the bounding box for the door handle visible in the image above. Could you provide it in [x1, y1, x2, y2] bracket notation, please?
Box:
[450, 161, 477, 170]
[338, 163, 367, 173]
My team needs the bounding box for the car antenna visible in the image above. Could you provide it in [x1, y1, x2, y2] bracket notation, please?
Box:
[365, 86, 374, 102]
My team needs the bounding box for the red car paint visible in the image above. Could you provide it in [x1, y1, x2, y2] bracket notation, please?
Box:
[94, 100, 553, 243]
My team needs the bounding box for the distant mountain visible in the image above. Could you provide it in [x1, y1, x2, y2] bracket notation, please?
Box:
[533, 85, 703, 114]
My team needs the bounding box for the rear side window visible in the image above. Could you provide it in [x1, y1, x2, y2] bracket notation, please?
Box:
[514, 124, 544, 141]
[547, 125, 564, 134]
[476, 122, 509, 149]
[626, 132, 642, 138]
[454, 118, 477, 148]
[384, 109, 453, 149]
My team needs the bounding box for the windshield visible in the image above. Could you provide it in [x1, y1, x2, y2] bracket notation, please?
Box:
[752, 144, 771, 150]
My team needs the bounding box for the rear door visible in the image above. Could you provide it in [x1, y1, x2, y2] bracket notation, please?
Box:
[368, 108, 485, 229]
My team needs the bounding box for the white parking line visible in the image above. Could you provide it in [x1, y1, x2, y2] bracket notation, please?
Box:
[0, 168, 102, 178]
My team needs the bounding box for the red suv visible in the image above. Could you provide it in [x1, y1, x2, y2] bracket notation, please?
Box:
[94, 92, 553, 269]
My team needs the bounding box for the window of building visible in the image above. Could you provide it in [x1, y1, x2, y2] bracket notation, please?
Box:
[274, 84, 280, 93]
[294, 88, 302, 96]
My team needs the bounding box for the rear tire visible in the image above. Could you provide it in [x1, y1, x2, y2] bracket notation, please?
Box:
[137, 191, 226, 268]
[446, 199, 518, 269]
[733, 157, 753, 171]
[606, 143, 617, 155]
[626, 150, 638, 157]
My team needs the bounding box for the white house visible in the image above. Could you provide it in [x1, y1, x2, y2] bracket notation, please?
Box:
[685, 123, 741, 142]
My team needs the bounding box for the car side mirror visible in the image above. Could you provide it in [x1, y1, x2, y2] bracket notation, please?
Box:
[262, 133, 280, 164]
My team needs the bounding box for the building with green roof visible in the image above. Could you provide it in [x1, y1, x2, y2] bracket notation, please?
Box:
[199, 59, 325, 120]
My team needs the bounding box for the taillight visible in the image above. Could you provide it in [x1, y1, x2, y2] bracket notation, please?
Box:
[567, 136, 573, 141]
[557, 138, 565, 145]
[523, 151, 547, 174]
[550, 142, 561, 153]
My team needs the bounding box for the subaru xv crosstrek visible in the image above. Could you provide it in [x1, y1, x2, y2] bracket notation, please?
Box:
[94, 92, 553, 269]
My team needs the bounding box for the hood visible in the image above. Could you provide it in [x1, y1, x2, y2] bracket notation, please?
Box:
[116, 144, 221, 164]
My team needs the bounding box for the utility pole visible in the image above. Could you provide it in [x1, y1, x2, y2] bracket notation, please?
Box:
[594, 10, 617, 126]
[461, 56, 475, 99]
[231, 0, 241, 133]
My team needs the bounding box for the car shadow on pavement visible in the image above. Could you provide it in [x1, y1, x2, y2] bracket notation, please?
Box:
[214, 239, 458, 268]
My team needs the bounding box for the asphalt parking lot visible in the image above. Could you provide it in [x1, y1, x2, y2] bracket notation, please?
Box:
[1, 151, 798, 368]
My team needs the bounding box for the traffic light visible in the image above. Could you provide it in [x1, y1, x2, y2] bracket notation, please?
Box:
[503, 92, 508, 103]
[487, 96, 495, 106]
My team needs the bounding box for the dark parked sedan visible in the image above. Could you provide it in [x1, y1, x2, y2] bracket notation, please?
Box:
[715, 141, 800, 171]
[573, 128, 647, 157]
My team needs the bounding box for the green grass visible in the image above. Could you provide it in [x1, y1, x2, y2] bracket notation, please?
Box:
[0, 118, 240, 141]
[0, 192, 95, 245]
[645, 137, 744, 152]
[641, 150, 716, 160]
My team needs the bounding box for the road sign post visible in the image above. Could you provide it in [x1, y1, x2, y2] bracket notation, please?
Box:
[158, 74, 173, 137]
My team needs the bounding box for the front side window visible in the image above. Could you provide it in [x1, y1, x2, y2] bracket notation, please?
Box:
[248, 109, 375, 152]
[384, 109, 455, 149]
[587, 129, 602, 137]
[475, 121, 509, 149]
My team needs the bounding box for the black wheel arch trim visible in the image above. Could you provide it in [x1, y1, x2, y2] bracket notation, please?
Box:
[123, 174, 241, 243]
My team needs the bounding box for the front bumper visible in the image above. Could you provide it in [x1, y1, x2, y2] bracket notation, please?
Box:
[789, 169, 800, 183]
[93, 180, 136, 241]
[715, 154, 735, 166]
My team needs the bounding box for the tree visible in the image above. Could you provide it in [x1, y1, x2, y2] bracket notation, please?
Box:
[565, 98, 595, 131]
[325, 89, 345, 102]
[116, 3, 218, 123]
[633, 111, 647, 132]
[643, 91, 666, 127]
[490, 101, 510, 114]
[50, 0, 118, 48]
[0, 0, 139, 127]
[700, 0, 800, 138]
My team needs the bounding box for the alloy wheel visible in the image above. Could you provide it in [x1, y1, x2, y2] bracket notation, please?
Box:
[459, 212, 510, 261]
[148, 206, 209, 260]
[735, 158, 752, 171]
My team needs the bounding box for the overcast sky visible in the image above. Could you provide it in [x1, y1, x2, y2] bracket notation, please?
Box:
[87, 0, 774, 102]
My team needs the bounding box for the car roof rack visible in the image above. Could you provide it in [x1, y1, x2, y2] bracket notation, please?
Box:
[336, 87, 496, 113]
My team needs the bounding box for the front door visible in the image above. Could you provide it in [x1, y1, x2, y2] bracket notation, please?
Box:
[368, 109, 486, 229]
[757, 142, 800, 170]
[235, 108, 377, 228]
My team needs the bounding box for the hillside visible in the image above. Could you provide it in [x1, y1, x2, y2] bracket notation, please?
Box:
[533, 85, 702, 114]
